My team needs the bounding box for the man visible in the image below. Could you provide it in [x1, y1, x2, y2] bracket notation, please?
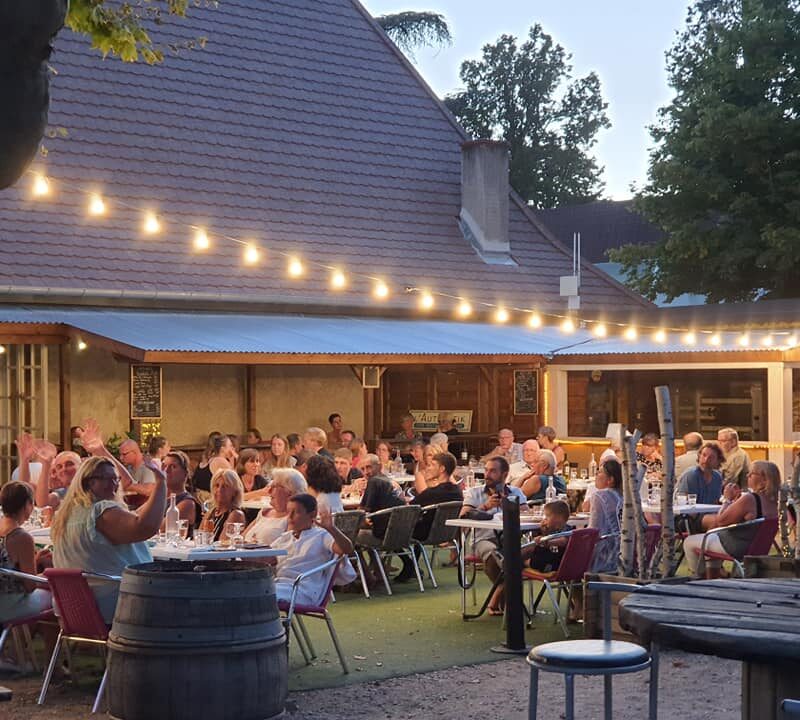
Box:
[294, 449, 314, 479]
[717, 428, 751, 489]
[677, 442, 725, 505]
[510, 449, 566, 502]
[119, 439, 156, 497]
[327, 413, 344, 450]
[405, 439, 426, 475]
[303, 426, 333, 459]
[334, 447, 362, 484]
[286, 433, 303, 458]
[536, 426, 566, 470]
[269, 494, 355, 604]
[340, 429, 356, 448]
[507, 439, 541, 485]
[460, 456, 527, 591]
[437, 412, 459, 436]
[394, 413, 422, 445]
[481, 428, 523, 464]
[675, 432, 704, 480]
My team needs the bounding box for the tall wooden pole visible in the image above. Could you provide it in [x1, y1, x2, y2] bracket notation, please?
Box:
[620, 428, 642, 577]
[655, 386, 676, 577]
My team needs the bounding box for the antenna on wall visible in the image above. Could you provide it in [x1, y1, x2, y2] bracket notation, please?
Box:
[560, 231, 581, 311]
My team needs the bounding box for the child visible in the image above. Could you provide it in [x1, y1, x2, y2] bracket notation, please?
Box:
[487, 500, 572, 615]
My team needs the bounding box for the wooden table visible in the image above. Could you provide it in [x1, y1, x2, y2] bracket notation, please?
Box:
[619, 577, 800, 720]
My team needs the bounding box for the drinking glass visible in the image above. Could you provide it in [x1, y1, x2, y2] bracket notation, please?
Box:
[177, 520, 189, 545]
[569, 469, 577, 482]
[228, 522, 245, 547]
[676, 493, 688, 506]
[580, 469, 588, 481]
[688, 494, 697, 506]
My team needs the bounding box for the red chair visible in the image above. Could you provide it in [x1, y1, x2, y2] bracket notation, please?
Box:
[38, 569, 117, 713]
[278, 556, 350, 674]
[695, 516, 779, 577]
[522, 527, 600, 637]
[0, 568, 54, 671]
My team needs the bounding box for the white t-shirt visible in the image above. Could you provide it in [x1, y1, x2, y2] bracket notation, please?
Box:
[243, 513, 288, 545]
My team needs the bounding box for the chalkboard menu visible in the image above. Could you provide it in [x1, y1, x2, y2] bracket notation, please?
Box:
[514, 370, 538, 415]
[130, 365, 162, 419]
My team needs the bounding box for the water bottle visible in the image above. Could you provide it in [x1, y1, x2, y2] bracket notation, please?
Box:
[393, 450, 403, 475]
[562, 460, 570, 480]
[588, 453, 597, 480]
[461, 449, 468, 465]
[545, 476, 556, 504]
[165, 493, 179, 541]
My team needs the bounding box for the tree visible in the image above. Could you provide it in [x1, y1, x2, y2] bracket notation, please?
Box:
[444, 24, 610, 208]
[375, 11, 451, 59]
[612, 0, 800, 303]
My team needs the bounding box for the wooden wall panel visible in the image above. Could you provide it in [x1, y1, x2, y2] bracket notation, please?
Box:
[567, 373, 590, 436]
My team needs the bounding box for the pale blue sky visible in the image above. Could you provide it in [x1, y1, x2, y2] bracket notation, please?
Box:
[363, 1, 691, 200]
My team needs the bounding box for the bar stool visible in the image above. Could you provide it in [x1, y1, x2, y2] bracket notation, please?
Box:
[526, 581, 659, 720]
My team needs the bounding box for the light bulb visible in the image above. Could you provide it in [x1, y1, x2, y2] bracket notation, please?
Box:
[143, 212, 160, 235]
[560, 317, 576, 334]
[0, 346, 5, 355]
[592, 323, 607, 338]
[193, 228, 210, 251]
[623, 326, 638, 341]
[682, 331, 696, 346]
[761, 334, 774, 347]
[708, 333, 721, 346]
[32, 174, 50, 197]
[77, 340, 88, 351]
[287, 257, 304, 278]
[787, 334, 798, 348]
[419, 292, 435, 310]
[243, 244, 260, 265]
[653, 329, 667, 343]
[528, 312, 542, 329]
[88, 194, 106, 216]
[330, 270, 347, 289]
[457, 300, 472, 318]
[494, 307, 509, 323]
[373, 280, 389, 299]
[737, 333, 750, 347]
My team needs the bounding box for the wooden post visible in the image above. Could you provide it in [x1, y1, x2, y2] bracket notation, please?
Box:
[58, 343, 71, 451]
[619, 427, 639, 576]
[245, 365, 256, 431]
[655, 386, 676, 577]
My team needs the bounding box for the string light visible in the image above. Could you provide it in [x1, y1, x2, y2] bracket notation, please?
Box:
[419, 291, 435, 310]
[32, 174, 50, 197]
[494, 307, 509, 323]
[708, 333, 722, 347]
[652, 329, 667, 343]
[560, 317, 576, 334]
[373, 280, 389, 299]
[77, 340, 87, 351]
[0, 346, 5, 355]
[457, 299, 473, 318]
[143, 212, 160, 235]
[528, 312, 542, 329]
[88, 193, 106, 216]
[761, 334, 774, 347]
[787, 334, 798, 348]
[737, 333, 750, 347]
[330, 269, 347, 290]
[287, 257, 304, 278]
[243, 244, 260, 265]
[193, 228, 210, 251]
[682, 331, 697, 346]
[623, 326, 638, 341]
[592, 323, 607, 338]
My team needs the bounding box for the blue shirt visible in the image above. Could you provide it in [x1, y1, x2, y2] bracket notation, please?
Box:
[528, 474, 567, 503]
[677, 467, 723, 505]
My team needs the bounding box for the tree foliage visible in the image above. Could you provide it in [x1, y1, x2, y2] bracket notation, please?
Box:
[375, 11, 451, 58]
[612, 0, 800, 302]
[444, 24, 610, 208]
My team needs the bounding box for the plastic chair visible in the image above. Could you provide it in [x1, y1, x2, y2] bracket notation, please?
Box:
[523, 527, 600, 637]
[695, 516, 779, 577]
[278, 556, 349, 674]
[333, 509, 371, 598]
[38, 568, 118, 713]
[411, 500, 462, 588]
[359, 505, 422, 594]
[0, 568, 54, 671]
[527, 581, 659, 720]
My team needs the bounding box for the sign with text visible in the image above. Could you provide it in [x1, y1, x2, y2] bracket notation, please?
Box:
[130, 365, 162, 419]
[410, 410, 473, 433]
[514, 370, 539, 415]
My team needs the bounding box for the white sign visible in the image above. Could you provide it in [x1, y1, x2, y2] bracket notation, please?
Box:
[410, 410, 473, 433]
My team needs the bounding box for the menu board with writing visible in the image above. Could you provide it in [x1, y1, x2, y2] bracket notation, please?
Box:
[130, 365, 162, 419]
[514, 370, 538, 415]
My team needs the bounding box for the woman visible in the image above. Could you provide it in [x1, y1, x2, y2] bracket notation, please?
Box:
[192, 432, 235, 495]
[198, 469, 246, 542]
[51, 456, 166, 622]
[413, 444, 437, 494]
[243, 469, 307, 545]
[260, 434, 295, 475]
[375, 441, 393, 474]
[146, 435, 170, 470]
[685, 460, 780, 578]
[588, 459, 624, 573]
[636, 433, 664, 482]
[161, 450, 201, 534]
[0, 482, 52, 623]
[350, 437, 368, 468]
[237, 448, 269, 500]
[305, 454, 344, 514]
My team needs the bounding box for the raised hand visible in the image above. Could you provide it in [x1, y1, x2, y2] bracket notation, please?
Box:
[80, 418, 105, 455]
[317, 508, 334, 532]
[15, 432, 35, 462]
[32, 439, 58, 462]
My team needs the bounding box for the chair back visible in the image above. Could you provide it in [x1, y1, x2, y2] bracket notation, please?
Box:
[314, 557, 345, 611]
[380, 505, 421, 551]
[747, 516, 779, 556]
[418, 501, 462, 545]
[43, 569, 109, 640]
[553, 527, 600, 583]
[333, 510, 366, 545]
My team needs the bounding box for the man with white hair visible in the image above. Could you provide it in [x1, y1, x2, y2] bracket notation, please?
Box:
[507, 439, 541, 485]
[717, 428, 751, 489]
[303, 426, 333, 459]
[481, 428, 523, 464]
[675, 432, 704, 480]
[511, 449, 566, 502]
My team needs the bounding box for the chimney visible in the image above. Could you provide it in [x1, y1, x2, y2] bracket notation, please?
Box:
[459, 140, 515, 265]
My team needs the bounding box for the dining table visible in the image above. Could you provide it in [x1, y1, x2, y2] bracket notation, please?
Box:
[619, 577, 800, 720]
[149, 542, 287, 562]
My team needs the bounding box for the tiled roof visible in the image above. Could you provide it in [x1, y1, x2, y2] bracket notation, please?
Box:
[537, 200, 664, 263]
[0, 0, 650, 315]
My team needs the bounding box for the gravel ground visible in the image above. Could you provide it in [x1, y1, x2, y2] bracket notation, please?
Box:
[2, 648, 738, 719]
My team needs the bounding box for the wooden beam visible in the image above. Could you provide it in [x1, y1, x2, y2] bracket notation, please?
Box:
[59, 344, 71, 451]
[550, 350, 783, 365]
[348, 365, 363, 382]
[141, 351, 547, 365]
[245, 365, 256, 430]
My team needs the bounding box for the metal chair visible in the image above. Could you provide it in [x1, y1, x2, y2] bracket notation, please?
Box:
[695, 516, 778, 577]
[39, 568, 118, 713]
[412, 500, 462, 588]
[781, 699, 800, 718]
[522, 527, 600, 637]
[0, 568, 54, 671]
[277, 556, 350, 674]
[527, 581, 659, 720]
[333, 509, 371, 598]
[359, 505, 422, 594]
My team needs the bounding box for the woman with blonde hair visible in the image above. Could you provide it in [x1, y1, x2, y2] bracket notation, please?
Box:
[685, 460, 780, 578]
[198, 469, 246, 542]
[260, 434, 295, 476]
[52, 455, 166, 622]
[243, 469, 307, 545]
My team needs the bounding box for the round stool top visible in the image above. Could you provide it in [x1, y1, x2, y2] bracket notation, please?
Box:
[527, 639, 649, 670]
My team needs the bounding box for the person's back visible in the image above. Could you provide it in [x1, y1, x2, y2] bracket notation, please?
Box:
[361, 473, 405, 537]
[413, 481, 463, 539]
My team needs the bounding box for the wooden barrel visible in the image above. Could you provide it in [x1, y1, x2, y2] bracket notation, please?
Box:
[107, 560, 286, 720]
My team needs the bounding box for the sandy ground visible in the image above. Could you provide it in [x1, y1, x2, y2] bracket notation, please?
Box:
[1, 648, 739, 719]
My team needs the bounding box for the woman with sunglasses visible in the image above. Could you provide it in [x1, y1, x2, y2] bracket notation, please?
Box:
[161, 450, 202, 535]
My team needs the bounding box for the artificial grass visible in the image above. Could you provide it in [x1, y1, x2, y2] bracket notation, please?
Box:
[287, 563, 579, 691]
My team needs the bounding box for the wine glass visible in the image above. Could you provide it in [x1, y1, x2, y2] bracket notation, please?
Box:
[227, 522, 244, 547]
[580, 468, 588, 481]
